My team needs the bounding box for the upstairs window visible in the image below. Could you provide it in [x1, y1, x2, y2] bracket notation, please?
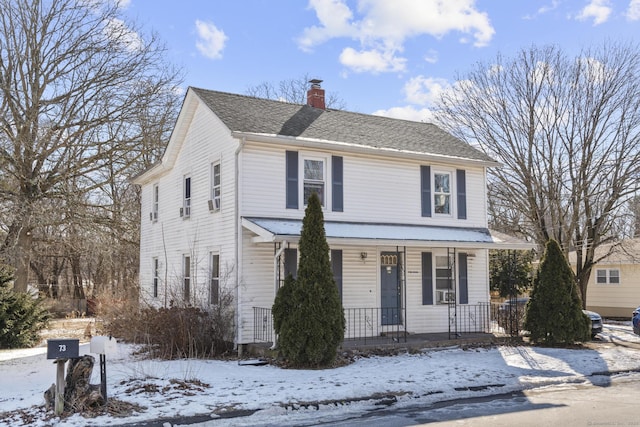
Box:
[210, 163, 221, 212]
[182, 176, 191, 218]
[303, 158, 324, 206]
[433, 172, 451, 215]
[151, 184, 159, 221]
[596, 268, 620, 284]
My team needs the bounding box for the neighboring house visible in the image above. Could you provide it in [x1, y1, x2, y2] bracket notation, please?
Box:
[569, 239, 640, 318]
[133, 81, 532, 352]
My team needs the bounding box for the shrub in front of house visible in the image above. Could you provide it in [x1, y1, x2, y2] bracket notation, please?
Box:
[101, 290, 235, 359]
[272, 192, 345, 368]
[524, 239, 590, 345]
[0, 265, 50, 349]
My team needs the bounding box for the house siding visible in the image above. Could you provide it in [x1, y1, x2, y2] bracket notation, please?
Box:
[240, 143, 487, 228]
[586, 263, 640, 318]
[138, 103, 238, 307]
[136, 89, 499, 347]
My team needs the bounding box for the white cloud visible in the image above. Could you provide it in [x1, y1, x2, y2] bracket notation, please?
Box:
[576, 0, 612, 25]
[104, 17, 143, 51]
[195, 20, 227, 60]
[339, 47, 406, 73]
[628, 0, 640, 20]
[372, 106, 434, 122]
[403, 76, 451, 106]
[299, 0, 495, 74]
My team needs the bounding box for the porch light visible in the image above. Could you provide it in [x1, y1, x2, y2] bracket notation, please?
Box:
[360, 252, 367, 261]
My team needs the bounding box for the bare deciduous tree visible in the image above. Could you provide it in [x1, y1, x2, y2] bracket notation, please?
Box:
[0, 0, 182, 292]
[245, 73, 347, 109]
[436, 42, 640, 307]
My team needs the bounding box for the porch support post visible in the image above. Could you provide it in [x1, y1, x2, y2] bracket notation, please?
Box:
[272, 240, 287, 349]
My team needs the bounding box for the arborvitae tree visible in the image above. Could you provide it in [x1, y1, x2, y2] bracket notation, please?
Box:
[0, 266, 50, 349]
[489, 249, 535, 298]
[272, 192, 345, 367]
[524, 240, 590, 345]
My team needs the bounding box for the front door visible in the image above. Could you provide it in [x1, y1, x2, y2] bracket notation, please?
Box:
[380, 252, 401, 325]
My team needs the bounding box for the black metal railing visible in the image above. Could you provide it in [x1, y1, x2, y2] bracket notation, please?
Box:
[448, 302, 492, 339]
[253, 306, 407, 345]
[253, 306, 274, 343]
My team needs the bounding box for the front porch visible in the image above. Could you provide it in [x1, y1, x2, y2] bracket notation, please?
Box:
[253, 303, 505, 350]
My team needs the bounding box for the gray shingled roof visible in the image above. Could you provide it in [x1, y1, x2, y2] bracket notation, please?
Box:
[191, 87, 496, 163]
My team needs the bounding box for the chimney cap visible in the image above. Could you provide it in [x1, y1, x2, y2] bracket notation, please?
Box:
[309, 78, 323, 87]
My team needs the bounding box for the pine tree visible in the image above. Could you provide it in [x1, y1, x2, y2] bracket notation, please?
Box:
[524, 240, 590, 345]
[0, 265, 50, 349]
[272, 192, 345, 367]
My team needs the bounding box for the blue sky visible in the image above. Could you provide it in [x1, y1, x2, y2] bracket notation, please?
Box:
[119, 0, 639, 121]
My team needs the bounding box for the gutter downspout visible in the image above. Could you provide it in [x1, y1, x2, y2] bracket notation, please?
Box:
[271, 240, 287, 350]
[235, 137, 245, 356]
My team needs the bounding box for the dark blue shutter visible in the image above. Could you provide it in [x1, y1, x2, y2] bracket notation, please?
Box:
[457, 169, 467, 220]
[284, 248, 297, 279]
[332, 156, 343, 212]
[421, 166, 431, 217]
[422, 252, 433, 305]
[286, 151, 298, 209]
[459, 253, 468, 304]
[331, 249, 343, 300]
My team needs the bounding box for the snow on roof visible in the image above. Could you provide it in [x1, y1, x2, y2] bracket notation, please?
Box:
[242, 217, 535, 250]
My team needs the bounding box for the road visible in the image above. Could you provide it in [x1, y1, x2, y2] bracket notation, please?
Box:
[326, 372, 640, 427]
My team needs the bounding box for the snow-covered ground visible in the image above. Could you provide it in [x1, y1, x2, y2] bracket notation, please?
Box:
[1, 322, 640, 427]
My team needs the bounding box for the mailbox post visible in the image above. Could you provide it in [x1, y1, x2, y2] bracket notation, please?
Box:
[90, 336, 117, 404]
[47, 339, 79, 416]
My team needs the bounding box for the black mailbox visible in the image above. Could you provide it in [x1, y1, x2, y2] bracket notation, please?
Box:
[47, 339, 79, 360]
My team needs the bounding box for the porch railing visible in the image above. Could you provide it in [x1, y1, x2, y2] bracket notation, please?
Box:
[447, 302, 492, 339]
[253, 304, 492, 345]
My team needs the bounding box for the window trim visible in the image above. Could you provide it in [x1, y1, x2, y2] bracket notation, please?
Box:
[151, 184, 159, 222]
[182, 175, 191, 218]
[209, 253, 220, 305]
[302, 155, 327, 207]
[596, 268, 620, 284]
[152, 257, 159, 298]
[210, 162, 221, 212]
[432, 169, 453, 217]
[183, 254, 191, 301]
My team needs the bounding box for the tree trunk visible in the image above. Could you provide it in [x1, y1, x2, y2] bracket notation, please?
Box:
[44, 356, 104, 413]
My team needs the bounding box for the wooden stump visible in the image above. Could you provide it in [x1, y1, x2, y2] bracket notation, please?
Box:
[44, 355, 104, 414]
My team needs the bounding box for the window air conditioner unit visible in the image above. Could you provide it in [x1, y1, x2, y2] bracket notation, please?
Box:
[150, 212, 157, 221]
[208, 199, 214, 211]
[208, 199, 220, 212]
[179, 207, 184, 217]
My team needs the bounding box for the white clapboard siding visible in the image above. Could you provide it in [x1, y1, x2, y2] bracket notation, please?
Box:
[240, 143, 488, 228]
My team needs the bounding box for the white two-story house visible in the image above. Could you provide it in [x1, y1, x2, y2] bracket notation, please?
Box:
[133, 81, 531, 351]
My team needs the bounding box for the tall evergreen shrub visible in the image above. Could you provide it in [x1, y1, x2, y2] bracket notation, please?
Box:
[272, 192, 345, 367]
[0, 266, 50, 349]
[524, 240, 590, 345]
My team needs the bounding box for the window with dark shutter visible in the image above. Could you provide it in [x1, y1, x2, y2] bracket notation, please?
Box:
[459, 253, 468, 304]
[286, 151, 298, 209]
[457, 169, 467, 220]
[421, 166, 431, 217]
[332, 156, 343, 212]
[422, 252, 433, 305]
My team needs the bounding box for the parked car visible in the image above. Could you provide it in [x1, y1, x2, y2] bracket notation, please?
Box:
[633, 307, 640, 336]
[583, 310, 603, 338]
[496, 297, 603, 338]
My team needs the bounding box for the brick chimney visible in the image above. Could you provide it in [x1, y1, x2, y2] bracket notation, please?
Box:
[307, 79, 325, 109]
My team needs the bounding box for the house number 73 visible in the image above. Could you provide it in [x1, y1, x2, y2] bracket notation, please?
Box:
[58, 344, 67, 352]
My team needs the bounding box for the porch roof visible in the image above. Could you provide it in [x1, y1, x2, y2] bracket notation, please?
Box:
[242, 217, 535, 250]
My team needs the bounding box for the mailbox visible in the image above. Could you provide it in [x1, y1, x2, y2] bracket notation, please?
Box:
[90, 336, 117, 355]
[47, 339, 79, 360]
